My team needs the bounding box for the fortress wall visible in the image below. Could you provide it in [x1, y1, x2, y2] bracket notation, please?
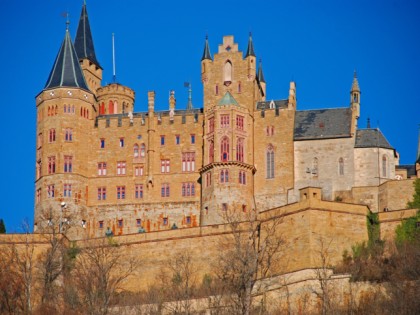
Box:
[378, 208, 418, 241]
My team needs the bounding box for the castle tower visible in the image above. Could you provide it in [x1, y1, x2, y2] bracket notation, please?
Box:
[35, 21, 96, 234]
[74, 1, 103, 94]
[200, 36, 261, 225]
[350, 71, 361, 135]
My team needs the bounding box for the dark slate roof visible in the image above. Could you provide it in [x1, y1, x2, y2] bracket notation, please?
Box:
[74, 3, 101, 68]
[245, 33, 255, 58]
[201, 36, 212, 61]
[354, 129, 394, 149]
[397, 165, 416, 177]
[256, 99, 288, 110]
[44, 28, 89, 91]
[257, 60, 265, 83]
[294, 108, 352, 140]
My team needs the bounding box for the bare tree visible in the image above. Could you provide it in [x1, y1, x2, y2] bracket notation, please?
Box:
[67, 237, 138, 315]
[214, 208, 284, 315]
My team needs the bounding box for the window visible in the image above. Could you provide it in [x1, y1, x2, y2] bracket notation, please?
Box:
[312, 157, 318, 176]
[220, 169, 229, 183]
[163, 217, 168, 226]
[135, 184, 143, 199]
[136, 219, 142, 227]
[160, 135, 165, 146]
[339, 158, 344, 176]
[236, 138, 244, 162]
[161, 183, 170, 197]
[64, 156, 73, 173]
[65, 128, 73, 141]
[175, 135, 180, 145]
[63, 184, 72, 197]
[49, 129, 56, 143]
[186, 216, 191, 224]
[117, 161, 126, 175]
[191, 134, 195, 144]
[161, 159, 170, 173]
[208, 117, 215, 133]
[140, 144, 146, 157]
[222, 203, 228, 211]
[224, 61, 232, 83]
[36, 188, 41, 203]
[266, 126, 274, 136]
[99, 221, 104, 229]
[266, 145, 274, 179]
[221, 137, 229, 162]
[118, 219, 123, 228]
[221, 114, 230, 128]
[97, 187, 106, 200]
[117, 186, 126, 199]
[133, 144, 139, 157]
[382, 155, 387, 177]
[182, 152, 195, 172]
[236, 115, 244, 131]
[119, 138, 124, 147]
[98, 162, 107, 176]
[48, 156, 56, 174]
[209, 140, 214, 163]
[100, 139, 105, 148]
[206, 172, 212, 187]
[182, 182, 195, 197]
[215, 85, 219, 95]
[47, 185, 55, 198]
[239, 171, 246, 185]
[134, 166, 144, 176]
[238, 82, 241, 93]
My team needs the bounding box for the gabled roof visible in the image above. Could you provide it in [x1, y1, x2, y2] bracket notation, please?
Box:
[355, 129, 394, 149]
[44, 27, 89, 91]
[294, 108, 352, 140]
[256, 99, 288, 110]
[74, 3, 101, 68]
[218, 92, 238, 106]
[201, 36, 212, 61]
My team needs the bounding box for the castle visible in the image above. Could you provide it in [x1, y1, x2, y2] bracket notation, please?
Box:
[34, 2, 418, 240]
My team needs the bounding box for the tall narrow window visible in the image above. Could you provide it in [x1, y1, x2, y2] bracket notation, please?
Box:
[239, 171, 246, 185]
[97, 187, 106, 200]
[224, 61, 232, 83]
[100, 139, 105, 148]
[182, 182, 195, 197]
[208, 117, 215, 133]
[161, 183, 170, 197]
[382, 155, 387, 177]
[236, 115, 244, 131]
[338, 157, 344, 176]
[191, 134, 195, 144]
[160, 135, 165, 146]
[221, 137, 229, 162]
[140, 143, 146, 157]
[182, 152, 195, 172]
[175, 135, 180, 145]
[220, 114, 230, 128]
[133, 144, 139, 157]
[117, 186, 125, 199]
[266, 145, 275, 179]
[47, 185, 55, 198]
[209, 140, 214, 163]
[63, 184, 72, 197]
[119, 138, 124, 147]
[108, 101, 114, 114]
[134, 166, 144, 176]
[49, 129, 56, 143]
[64, 156, 73, 173]
[36, 188, 41, 203]
[65, 128, 73, 141]
[220, 169, 229, 183]
[236, 138, 244, 162]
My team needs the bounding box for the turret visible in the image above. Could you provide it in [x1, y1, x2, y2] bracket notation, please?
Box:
[257, 59, 266, 100]
[350, 71, 361, 135]
[74, 1, 102, 94]
[201, 35, 212, 83]
[288, 81, 296, 109]
[245, 33, 256, 80]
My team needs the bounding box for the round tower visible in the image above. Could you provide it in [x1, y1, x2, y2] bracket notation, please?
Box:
[96, 83, 135, 115]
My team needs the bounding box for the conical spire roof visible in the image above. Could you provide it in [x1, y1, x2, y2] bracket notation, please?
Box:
[44, 25, 89, 91]
[74, 2, 101, 68]
[201, 35, 212, 61]
[245, 32, 255, 58]
[257, 59, 265, 83]
[351, 70, 360, 92]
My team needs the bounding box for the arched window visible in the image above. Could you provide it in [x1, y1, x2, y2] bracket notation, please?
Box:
[114, 101, 118, 114]
[209, 140, 214, 163]
[224, 61, 232, 83]
[133, 144, 139, 157]
[220, 169, 229, 183]
[266, 145, 275, 179]
[221, 137, 229, 162]
[140, 144, 146, 157]
[382, 155, 387, 177]
[108, 100, 114, 114]
[236, 138, 244, 162]
[339, 157, 344, 176]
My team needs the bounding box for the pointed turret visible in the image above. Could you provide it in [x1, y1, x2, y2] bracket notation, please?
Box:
[44, 24, 89, 91]
[257, 59, 265, 83]
[350, 71, 361, 135]
[74, 2, 101, 68]
[245, 32, 256, 58]
[351, 70, 360, 93]
[201, 35, 212, 61]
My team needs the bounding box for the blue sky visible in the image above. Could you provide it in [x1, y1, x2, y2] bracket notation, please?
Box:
[0, 0, 419, 232]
